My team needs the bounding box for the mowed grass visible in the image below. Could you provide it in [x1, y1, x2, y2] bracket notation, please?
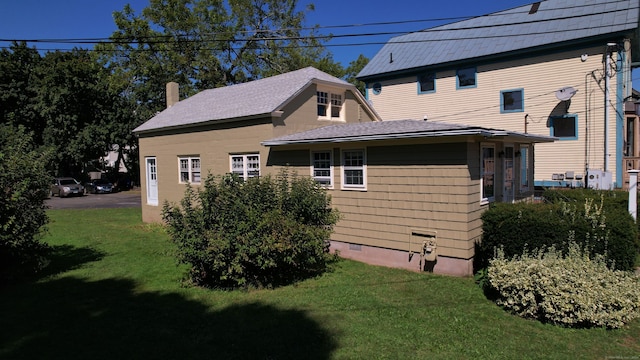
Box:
[1, 208, 639, 359]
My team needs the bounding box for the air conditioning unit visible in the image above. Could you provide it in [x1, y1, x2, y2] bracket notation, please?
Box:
[587, 170, 612, 190]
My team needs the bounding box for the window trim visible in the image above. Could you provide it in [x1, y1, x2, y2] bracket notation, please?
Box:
[480, 143, 496, 204]
[500, 88, 524, 113]
[311, 150, 333, 188]
[340, 148, 367, 191]
[229, 153, 260, 181]
[549, 114, 578, 140]
[456, 67, 477, 89]
[417, 72, 436, 94]
[178, 156, 201, 184]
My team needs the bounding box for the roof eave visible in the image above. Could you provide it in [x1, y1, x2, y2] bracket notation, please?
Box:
[133, 112, 274, 136]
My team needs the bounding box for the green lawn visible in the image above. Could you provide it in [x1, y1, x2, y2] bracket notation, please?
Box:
[1, 208, 639, 359]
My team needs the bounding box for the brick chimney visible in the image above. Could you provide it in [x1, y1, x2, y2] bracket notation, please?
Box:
[166, 82, 179, 108]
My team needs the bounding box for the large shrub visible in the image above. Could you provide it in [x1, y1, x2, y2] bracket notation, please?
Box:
[0, 125, 52, 283]
[162, 171, 340, 289]
[477, 195, 638, 271]
[488, 243, 640, 329]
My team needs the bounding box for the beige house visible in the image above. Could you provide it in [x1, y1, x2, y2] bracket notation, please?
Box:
[133, 67, 553, 276]
[357, 0, 640, 190]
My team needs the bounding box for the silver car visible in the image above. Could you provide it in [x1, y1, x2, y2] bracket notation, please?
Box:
[51, 177, 85, 197]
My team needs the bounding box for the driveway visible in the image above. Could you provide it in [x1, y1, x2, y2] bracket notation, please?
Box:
[46, 189, 141, 210]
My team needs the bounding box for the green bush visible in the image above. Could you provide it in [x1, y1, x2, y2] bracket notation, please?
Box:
[0, 125, 52, 283]
[162, 171, 340, 289]
[487, 242, 640, 328]
[477, 195, 638, 272]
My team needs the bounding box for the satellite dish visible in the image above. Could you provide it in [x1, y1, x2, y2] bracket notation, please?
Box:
[555, 86, 577, 101]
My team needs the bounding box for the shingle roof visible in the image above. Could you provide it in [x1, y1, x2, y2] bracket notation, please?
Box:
[262, 119, 555, 145]
[133, 67, 350, 133]
[358, 0, 640, 79]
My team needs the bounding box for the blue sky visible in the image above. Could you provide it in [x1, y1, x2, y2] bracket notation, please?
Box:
[0, 0, 533, 66]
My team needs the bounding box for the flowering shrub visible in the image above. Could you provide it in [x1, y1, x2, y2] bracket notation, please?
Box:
[488, 243, 640, 328]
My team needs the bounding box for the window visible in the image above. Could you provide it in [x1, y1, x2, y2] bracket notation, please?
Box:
[178, 156, 201, 183]
[311, 151, 333, 187]
[230, 154, 260, 181]
[457, 67, 477, 88]
[519, 145, 530, 192]
[342, 149, 366, 190]
[317, 90, 343, 120]
[372, 82, 382, 95]
[549, 114, 578, 140]
[417, 72, 436, 93]
[481, 144, 495, 203]
[500, 89, 524, 113]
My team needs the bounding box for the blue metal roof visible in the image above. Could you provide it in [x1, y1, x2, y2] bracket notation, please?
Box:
[358, 0, 640, 80]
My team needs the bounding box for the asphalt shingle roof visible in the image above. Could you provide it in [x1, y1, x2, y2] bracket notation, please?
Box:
[262, 119, 555, 145]
[134, 67, 350, 133]
[358, 0, 640, 79]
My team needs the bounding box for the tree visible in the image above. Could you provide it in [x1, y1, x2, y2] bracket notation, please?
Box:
[96, 0, 344, 121]
[0, 125, 52, 283]
[343, 54, 369, 95]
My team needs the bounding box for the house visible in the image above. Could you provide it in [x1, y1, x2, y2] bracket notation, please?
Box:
[133, 67, 553, 276]
[357, 0, 640, 191]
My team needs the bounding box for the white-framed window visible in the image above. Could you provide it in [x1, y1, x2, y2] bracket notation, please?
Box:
[230, 154, 260, 181]
[311, 150, 333, 187]
[519, 145, 530, 192]
[178, 156, 201, 183]
[500, 89, 524, 113]
[341, 149, 366, 190]
[317, 89, 344, 120]
[481, 144, 495, 203]
[417, 72, 436, 93]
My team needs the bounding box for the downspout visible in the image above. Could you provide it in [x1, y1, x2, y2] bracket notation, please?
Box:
[605, 45, 613, 173]
[585, 71, 590, 186]
[616, 44, 627, 188]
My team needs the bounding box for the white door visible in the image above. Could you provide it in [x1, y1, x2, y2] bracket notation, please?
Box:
[503, 146, 514, 203]
[146, 157, 158, 205]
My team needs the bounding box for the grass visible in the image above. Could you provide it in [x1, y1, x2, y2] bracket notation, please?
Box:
[1, 208, 639, 360]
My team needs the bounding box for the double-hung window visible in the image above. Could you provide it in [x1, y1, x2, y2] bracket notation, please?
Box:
[480, 144, 495, 203]
[312, 151, 333, 187]
[230, 154, 260, 181]
[178, 156, 201, 183]
[317, 90, 343, 120]
[342, 149, 366, 190]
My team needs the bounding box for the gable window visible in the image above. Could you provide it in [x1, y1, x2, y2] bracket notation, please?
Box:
[178, 156, 201, 183]
[341, 149, 366, 190]
[519, 145, 530, 192]
[317, 90, 343, 120]
[417, 72, 436, 93]
[311, 150, 333, 187]
[230, 154, 260, 181]
[481, 144, 495, 203]
[457, 67, 477, 88]
[501, 89, 524, 113]
[549, 114, 578, 140]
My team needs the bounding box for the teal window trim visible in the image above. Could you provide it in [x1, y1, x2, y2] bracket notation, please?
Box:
[549, 114, 578, 140]
[500, 88, 524, 113]
[456, 67, 477, 89]
[417, 73, 436, 94]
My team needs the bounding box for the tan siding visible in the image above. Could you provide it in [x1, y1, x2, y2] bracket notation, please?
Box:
[367, 46, 620, 185]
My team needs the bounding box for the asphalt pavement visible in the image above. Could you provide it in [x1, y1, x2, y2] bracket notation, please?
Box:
[46, 188, 142, 210]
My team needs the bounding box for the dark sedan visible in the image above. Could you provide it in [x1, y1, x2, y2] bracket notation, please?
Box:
[85, 179, 114, 194]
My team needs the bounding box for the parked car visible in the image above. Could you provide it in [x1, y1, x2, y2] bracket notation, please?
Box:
[51, 178, 84, 197]
[85, 179, 114, 194]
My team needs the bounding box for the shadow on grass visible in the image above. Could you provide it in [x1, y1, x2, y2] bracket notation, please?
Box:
[0, 276, 337, 360]
[41, 244, 107, 277]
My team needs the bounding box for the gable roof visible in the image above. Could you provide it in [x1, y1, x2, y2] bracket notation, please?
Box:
[262, 119, 555, 146]
[133, 67, 358, 134]
[358, 0, 640, 80]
